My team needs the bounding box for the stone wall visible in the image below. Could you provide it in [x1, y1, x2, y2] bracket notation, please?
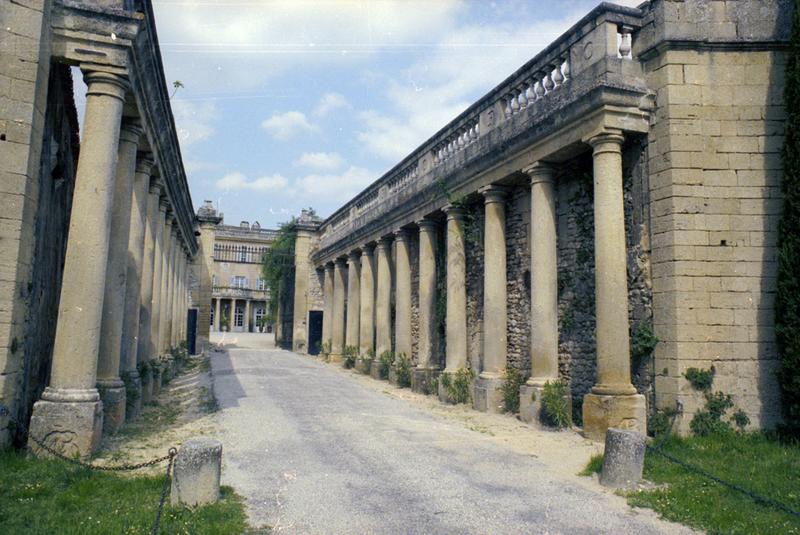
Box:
[307, 235, 324, 311]
[646, 47, 786, 431]
[505, 185, 531, 373]
[464, 201, 485, 372]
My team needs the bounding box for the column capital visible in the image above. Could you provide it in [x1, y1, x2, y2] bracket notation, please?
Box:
[82, 70, 129, 102]
[119, 118, 144, 144]
[523, 162, 556, 185]
[136, 152, 156, 175]
[443, 203, 466, 220]
[158, 197, 169, 213]
[394, 228, 411, 242]
[348, 250, 361, 263]
[334, 257, 348, 268]
[324, 261, 335, 273]
[361, 244, 375, 257]
[586, 130, 624, 153]
[165, 211, 175, 225]
[479, 185, 507, 204]
[149, 176, 163, 195]
[416, 218, 437, 232]
[377, 236, 393, 251]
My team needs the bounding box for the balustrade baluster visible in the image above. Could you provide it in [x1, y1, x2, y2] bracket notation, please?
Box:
[619, 27, 632, 58]
[544, 67, 555, 93]
[518, 85, 528, 109]
[552, 61, 564, 87]
[534, 73, 545, 99]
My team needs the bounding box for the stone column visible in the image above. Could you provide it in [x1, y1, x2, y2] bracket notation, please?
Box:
[159, 220, 175, 353]
[413, 219, 439, 393]
[213, 298, 221, 332]
[149, 200, 168, 364]
[442, 206, 467, 400]
[96, 119, 143, 434]
[374, 237, 393, 362]
[330, 258, 347, 362]
[474, 186, 508, 413]
[137, 178, 162, 404]
[345, 251, 361, 352]
[244, 299, 251, 333]
[322, 263, 334, 349]
[291, 227, 315, 352]
[28, 71, 128, 459]
[583, 131, 645, 440]
[519, 163, 560, 423]
[358, 246, 375, 358]
[196, 213, 220, 349]
[121, 153, 154, 421]
[394, 229, 412, 361]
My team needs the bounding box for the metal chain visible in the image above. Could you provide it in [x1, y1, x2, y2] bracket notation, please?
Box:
[152, 447, 178, 535]
[647, 410, 800, 519]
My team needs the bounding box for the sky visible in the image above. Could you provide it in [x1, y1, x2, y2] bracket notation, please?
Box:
[99, 0, 639, 228]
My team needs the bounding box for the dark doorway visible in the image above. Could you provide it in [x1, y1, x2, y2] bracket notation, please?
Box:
[308, 310, 323, 355]
[187, 308, 198, 355]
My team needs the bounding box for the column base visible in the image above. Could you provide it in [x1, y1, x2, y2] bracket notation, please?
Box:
[152, 369, 162, 397]
[370, 361, 382, 380]
[388, 365, 398, 385]
[473, 374, 504, 413]
[28, 389, 103, 459]
[519, 382, 573, 427]
[411, 367, 440, 395]
[124, 372, 142, 422]
[141, 368, 154, 404]
[329, 352, 343, 364]
[97, 380, 126, 434]
[355, 358, 371, 374]
[582, 392, 646, 441]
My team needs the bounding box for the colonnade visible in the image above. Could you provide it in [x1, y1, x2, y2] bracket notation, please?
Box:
[28, 69, 194, 458]
[317, 130, 645, 439]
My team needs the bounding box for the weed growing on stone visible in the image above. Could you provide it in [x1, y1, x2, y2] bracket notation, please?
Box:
[684, 366, 748, 436]
[423, 375, 439, 396]
[442, 368, 474, 404]
[541, 380, 572, 429]
[579, 454, 604, 476]
[631, 322, 659, 363]
[500, 368, 525, 413]
[342, 346, 358, 369]
[378, 351, 394, 379]
[395, 353, 412, 388]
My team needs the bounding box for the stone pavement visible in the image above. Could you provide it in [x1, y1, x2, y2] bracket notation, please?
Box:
[210, 333, 693, 535]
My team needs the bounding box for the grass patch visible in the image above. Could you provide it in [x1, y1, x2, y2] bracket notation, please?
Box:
[579, 453, 604, 477]
[117, 399, 180, 441]
[0, 450, 249, 534]
[628, 432, 800, 534]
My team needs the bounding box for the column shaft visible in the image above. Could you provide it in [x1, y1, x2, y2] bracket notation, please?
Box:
[481, 187, 508, 376]
[149, 202, 167, 361]
[322, 264, 334, 347]
[358, 248, 375, 355]
[244, 299, 251, 333]
[214, 298, 221, 332]
[417, 220, 437, 369]
[345, 252, 360, 350]
[445, 207, 467, 371]
[331, 259, 347, 360]
[527, 163, 559, 385]
[30, 71, 128, 458]
[375, 238, 393, 355]
[394, 230, 412, 358]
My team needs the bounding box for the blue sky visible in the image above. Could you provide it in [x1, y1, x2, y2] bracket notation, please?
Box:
[141, 0, 639, 228]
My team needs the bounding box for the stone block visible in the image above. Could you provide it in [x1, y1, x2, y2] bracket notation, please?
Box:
[411, 367, 439, 395]
[582, 392, 646, 442]
[369, 360, 382, 380]
[388, 366, 398, 386]
[518, 383, 543, 424]
[354, 358, 371, 375]
[28, 398, 103, 460]
[600, 428, 646, 489]
[97, 381, 126, 434]
[141, 369, 154, 404]
[171, 437, 222, 507]
[473, 375, 504, 414]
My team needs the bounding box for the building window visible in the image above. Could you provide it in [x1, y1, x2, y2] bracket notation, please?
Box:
[254, 306, 265, 329]
[234, 304, 244, 327]
[231, 276, 247, 289]
[210, 306, 214, 325]
[239, 246, 248, 263]
[256, 278, 266, 290]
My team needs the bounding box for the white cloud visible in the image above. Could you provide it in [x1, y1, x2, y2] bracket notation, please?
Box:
[216, 172, 288, 192]
[152, 0, 463, 92]
[314, 92, 350, 117]
[294, 152, 344, 171]
[172, 99, 217, 147]
[295, 166, 374, 202]
[261, 111, 317, 140]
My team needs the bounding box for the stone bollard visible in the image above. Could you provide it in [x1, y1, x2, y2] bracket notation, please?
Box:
[171, 438, 222, 507]
[600, 428, 646, 489]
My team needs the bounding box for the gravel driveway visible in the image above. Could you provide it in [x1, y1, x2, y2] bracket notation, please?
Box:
[210, 333, 692, 535]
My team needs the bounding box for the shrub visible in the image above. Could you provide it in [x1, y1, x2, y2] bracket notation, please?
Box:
[362, 348, 375, 371]
[395, 353, 412, 387]
[442, 368, 474, 404]
[423, 375, 439, 396]
[541, 380, 571, 429]
[378, 351, 394, 379]
[500, 368, 525, 413]
[732, 409, 751, 431]
[631, 322, 659, 362]
[648, 407, 677, 438]
[342, 345, 358, 369]
[320, 341, 331, 362]
[684, 367, 714, 392]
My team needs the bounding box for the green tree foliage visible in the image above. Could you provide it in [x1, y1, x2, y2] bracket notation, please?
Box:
[261, 218, 298, 323]
[776, 5, 800, 437]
